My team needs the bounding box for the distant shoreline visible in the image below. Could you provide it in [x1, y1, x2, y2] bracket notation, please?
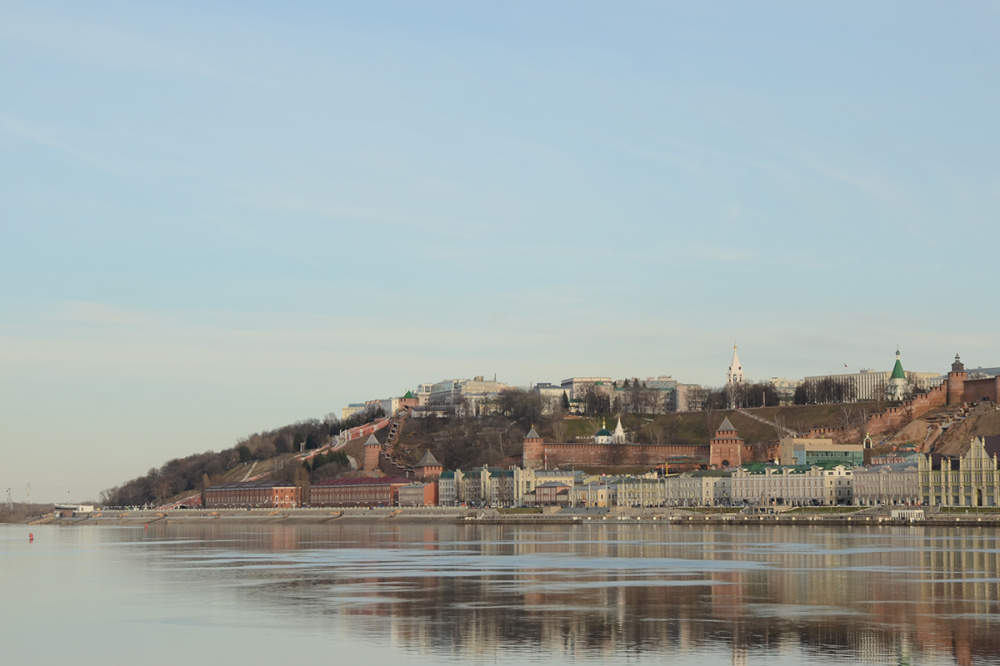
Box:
[14, 507, 1000, 528]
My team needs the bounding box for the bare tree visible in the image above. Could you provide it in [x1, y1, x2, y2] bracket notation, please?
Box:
[551, 418, 567, 443]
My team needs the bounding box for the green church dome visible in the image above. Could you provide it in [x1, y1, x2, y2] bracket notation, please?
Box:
[890, 351, 906, 379]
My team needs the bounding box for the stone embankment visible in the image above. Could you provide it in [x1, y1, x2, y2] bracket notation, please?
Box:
[22, 506, 1000, 528]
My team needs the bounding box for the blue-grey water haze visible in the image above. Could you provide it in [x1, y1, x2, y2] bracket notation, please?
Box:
[2, 523, 997, 665]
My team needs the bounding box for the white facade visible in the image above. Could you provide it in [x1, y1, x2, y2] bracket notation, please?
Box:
[919, 437, 1000, 507]
[533, 382, 568, 414]
[437, 470, 463, 506]
[853, 463, 920, 505]
[560, 377, 612, 401]
[428, 376, 508, 415]
[731, 465, 852, 506]
[803, 369, 941, 402]
[768, 377, 803, 403]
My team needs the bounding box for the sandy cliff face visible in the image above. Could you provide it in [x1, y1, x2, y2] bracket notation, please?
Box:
[889, 402, 1000, 456]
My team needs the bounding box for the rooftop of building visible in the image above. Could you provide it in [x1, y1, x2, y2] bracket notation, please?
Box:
[415, 450, 442, 468]
[313, 476, 412, 487]
[207, 480, 299, 490]
[739, 461, 849, 474]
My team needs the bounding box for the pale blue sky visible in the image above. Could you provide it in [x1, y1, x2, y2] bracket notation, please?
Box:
[2, 2, 998, 501]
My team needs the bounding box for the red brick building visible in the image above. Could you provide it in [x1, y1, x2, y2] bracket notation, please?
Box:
[310, 476, 411, 507]
[203, 480, 301, 509]
[534, 480, 572, 506]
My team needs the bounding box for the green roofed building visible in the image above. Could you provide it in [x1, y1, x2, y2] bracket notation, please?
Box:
[888, 349, 908, 401]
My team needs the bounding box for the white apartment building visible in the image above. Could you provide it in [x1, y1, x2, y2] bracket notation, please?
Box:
[437, 470, 463, 506]
[533, 382, 568, 414]
[429, 376, 508, 415]
[560, 377, 613, 401]
[803, 364, 940, 402]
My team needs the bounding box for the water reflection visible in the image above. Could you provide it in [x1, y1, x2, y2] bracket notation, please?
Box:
[116, 523, 1000, 665]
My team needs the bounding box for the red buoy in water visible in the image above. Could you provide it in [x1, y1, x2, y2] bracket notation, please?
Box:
[28, 532, 33, 542]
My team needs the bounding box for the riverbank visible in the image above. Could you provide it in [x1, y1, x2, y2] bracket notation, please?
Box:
[16, 506, 1000, 528]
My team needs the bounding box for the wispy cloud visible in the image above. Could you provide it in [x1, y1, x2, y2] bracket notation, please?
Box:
[0, 6, 269, 86]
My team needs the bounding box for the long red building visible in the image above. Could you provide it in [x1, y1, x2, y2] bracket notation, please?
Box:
[310, 476, 412, 507]
[203, 480, 301, 509]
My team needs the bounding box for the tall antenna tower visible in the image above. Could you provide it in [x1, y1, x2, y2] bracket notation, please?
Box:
[5, 488, 12, 510]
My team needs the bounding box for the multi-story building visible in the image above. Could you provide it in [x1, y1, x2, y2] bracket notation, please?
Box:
[487, 468, 515, 507]
[534, 480, 572, 506]
[731, 463, 852, 506]
[674, 384, 707, 412]
[514, 467, 580, 505]
[341, 402, 369, 420]
[437, 470, 463, 506]
[560, 377, 613, 401]
[767, 377, 803, 404]
[429, 376, 508, 415]
[203, 481, 301, 509]
[615, 476, 668, 507]
[657, 472, 732, 507]
[803, 351, 940, 402]
[460, 467, 487, 505]
[610, 376, 679, 413]
[415, 383, 434, 406]
[378, 392, 419, 417]
[533, 382, 569, 414]
[919, 437, 1000, 507]
[870, 451, 920, 466]
[573, 480, 611, 507]
[397, 482, 437, 507]
[854, 463, 920, 506]
[778, 438, 865, 468]
[310, 476, 411, 507]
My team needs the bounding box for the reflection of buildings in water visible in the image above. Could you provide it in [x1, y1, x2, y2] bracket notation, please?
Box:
[147, 523, 1000, 664]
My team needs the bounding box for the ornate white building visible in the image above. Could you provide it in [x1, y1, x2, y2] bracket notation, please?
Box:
[919, 437, 1000, 507]
[853, 463, 920, 506]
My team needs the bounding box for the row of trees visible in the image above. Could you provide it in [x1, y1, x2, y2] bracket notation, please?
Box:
[101, 407, 386, 507]
[794, 377, 861, 405]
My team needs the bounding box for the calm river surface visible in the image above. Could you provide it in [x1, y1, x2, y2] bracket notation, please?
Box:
[3, 522, 999, 665]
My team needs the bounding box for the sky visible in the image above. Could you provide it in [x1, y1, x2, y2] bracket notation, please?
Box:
[2, 1, 999, 502]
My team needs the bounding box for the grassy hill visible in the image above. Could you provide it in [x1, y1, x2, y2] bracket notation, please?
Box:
[115, 398, 1000, 510]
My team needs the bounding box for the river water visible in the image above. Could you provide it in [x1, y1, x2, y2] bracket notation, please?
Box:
[2, 522, 999, 665]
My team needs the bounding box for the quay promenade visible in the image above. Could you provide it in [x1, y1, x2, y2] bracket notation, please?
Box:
[20, 505, 1000, 528]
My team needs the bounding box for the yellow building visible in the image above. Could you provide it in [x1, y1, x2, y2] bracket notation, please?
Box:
[919, 437, 1000, 507]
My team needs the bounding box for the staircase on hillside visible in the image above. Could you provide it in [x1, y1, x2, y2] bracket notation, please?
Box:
[384, 407, 411, 453]
[377, 407, 416, 478]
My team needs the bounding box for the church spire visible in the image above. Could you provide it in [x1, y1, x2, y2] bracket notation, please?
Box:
[613, 415, 626, 444]
[727, 345, 744, 385]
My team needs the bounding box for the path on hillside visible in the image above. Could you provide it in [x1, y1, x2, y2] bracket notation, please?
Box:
[240, 460, 258, 482]
[737, 409, 799, 438]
